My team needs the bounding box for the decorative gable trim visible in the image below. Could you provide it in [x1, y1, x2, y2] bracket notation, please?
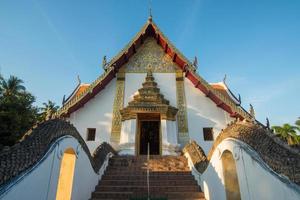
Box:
[55, 19, 252, 121]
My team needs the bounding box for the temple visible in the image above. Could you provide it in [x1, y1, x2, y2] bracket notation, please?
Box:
[59, 17, 251, 156]
[0, 17, 299, 200]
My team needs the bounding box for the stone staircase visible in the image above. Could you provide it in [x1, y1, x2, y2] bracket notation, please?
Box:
[90, 155, 205, 200]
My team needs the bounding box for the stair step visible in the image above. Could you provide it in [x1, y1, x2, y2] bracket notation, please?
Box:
[95, 185, 200, 192]
[101, 174, 194, 180]
[98, 179, 197, 186]
[104, 171, 191, 176]
[90, 155, 205, 200]
[92, 191, 204, 198]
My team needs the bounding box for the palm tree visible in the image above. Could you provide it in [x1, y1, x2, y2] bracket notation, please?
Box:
[0, 75, 25, 96]
[272, 123, 299, 145]
[40, 100, 59, 121]
[296, 117, 300, 129]
[0, 74, 3, 95]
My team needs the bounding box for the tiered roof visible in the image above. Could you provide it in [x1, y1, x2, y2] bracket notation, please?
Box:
[56, 17, 252, 121]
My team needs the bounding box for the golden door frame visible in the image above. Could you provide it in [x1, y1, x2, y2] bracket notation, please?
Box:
[135, 113, 162, 156]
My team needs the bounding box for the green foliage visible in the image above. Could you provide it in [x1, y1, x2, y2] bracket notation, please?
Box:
[39, 100, 59, 121]
[272, 123, 300, 145]
[296, 117, 300, 128]
[0, 75, 39, 147]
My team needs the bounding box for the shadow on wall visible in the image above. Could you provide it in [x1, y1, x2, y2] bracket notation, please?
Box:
[221, 150, 241, 200]
[55, 148, 76, 200]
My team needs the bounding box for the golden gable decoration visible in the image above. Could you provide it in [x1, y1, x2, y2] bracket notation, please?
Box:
[124, 38, 178, 73]
[120, 70, 178, 121]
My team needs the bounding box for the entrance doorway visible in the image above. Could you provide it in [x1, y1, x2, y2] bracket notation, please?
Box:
[138, 113, 160, 155]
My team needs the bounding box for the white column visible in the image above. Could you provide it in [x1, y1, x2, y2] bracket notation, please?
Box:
[166, 120, 178, 144]
[119, 119, 136, 155]
[161, 119, 179, 155]
[160, 119, 168, 145]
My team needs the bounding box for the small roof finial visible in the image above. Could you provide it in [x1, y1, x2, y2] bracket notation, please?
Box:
[102, 55, 108, 71]
[148, 0, 153, 22]
[77, 75, 81, 84]
[193, 56, 198, 69]
[62, 95, 66, 105]
[223, 74, 227, 83]
[266, 117, 270, 129]
[249, 104, 255, 119]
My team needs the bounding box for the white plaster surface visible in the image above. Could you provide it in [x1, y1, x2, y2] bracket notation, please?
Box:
[184, 78, 234, 154]
[186, 139, 300, 200]
[0, 136, 111, 200]
[69, 79, 116, 153]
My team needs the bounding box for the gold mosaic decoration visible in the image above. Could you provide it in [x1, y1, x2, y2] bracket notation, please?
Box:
[176, 71, 189, 144]
[110, 72, 125, 143]
[124, 38, 179, 73]
[120, 70, 178, 121]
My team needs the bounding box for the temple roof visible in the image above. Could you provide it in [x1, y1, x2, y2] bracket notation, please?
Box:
[210, 82, 240, 106]
[55, 18, 252, 121]
[64, 83, 90, 105]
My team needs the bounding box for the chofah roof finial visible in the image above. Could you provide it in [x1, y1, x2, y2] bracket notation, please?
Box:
[193, 56, 198, 69]
[102, 55, 108, 71]
[249, 104, 255, 119]
[266, 117, 270, 129]
[223, 74, 227, 83]
[77, 75, 81, 84]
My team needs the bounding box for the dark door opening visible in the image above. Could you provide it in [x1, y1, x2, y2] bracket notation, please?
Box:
[139, 121, 160, 155]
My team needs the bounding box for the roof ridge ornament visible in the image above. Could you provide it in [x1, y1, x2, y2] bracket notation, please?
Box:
[193, 56, 198, 70]
[249, 104, 255, 119]
[148, 0, 153, 22]
[223, 74, 227, 83]
[102, 55, 108, 71]
[266, 117, 270, 129]
[77, 75, 81, 84]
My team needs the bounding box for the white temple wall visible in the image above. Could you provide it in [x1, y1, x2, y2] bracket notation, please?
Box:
[184, 78, 233, 154]
[195, 139, 300, 200]
[67, 72, 235, 155]
[0, 137, 110, 200]
[69, 79, 116, 153]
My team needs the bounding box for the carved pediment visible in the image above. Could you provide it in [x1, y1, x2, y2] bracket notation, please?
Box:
[120, 70, 178, 121]
[123, 38, 180, 73]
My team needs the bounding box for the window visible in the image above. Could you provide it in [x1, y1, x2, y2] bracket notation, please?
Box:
[86, 128, 96, 141]
[203, 127, 214, 141]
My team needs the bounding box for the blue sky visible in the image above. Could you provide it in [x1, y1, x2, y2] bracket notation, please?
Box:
[0, 0, 299, 126]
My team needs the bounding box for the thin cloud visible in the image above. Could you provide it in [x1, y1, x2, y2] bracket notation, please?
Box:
[31, 0, 80, 68]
